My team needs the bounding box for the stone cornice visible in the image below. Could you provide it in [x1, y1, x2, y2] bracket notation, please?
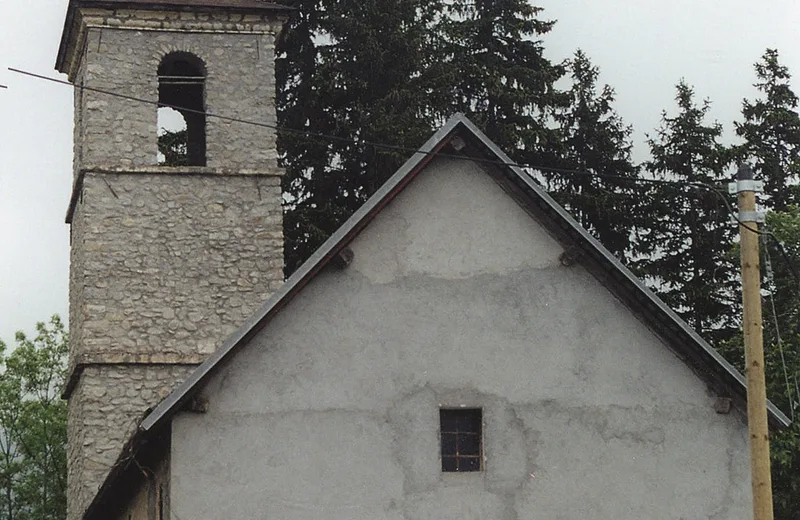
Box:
[56, 2, 289, 80]
[63, 354, 205, 399]
[66, 165, 282, 223]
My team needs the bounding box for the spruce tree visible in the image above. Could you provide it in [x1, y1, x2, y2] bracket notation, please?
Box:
[724, 50, 800, 514]
[277, 0, 439, 273]
[277, 0, 568, 273]
[428, 0, 566, 166]
[735, 49, 800, 212]
[550, 50, 637, 258]
[634, 81, 734, 340]
[277, 0, 338, 274]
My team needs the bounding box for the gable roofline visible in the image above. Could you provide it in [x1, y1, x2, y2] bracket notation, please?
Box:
[84, 112, 790, 518]
[141, 113, 791, 433]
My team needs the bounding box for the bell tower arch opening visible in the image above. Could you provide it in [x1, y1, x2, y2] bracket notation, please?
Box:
[158, 52, 206, 166]
[157, 107, 188, 166]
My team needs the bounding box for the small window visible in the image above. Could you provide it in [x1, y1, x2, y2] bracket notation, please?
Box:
[440, 408, 482, 472]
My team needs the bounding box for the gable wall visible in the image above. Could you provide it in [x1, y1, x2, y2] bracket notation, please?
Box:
[170, 157, 752, 519]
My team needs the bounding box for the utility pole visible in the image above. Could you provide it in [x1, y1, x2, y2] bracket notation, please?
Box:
[734, 163, 773, 520]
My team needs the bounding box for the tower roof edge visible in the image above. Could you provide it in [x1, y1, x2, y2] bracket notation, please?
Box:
[55, 0, 293, 76]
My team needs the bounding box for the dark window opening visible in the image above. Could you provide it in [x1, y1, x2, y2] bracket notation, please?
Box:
[158, 52, 206, 166]
[440, 408, 482, 472]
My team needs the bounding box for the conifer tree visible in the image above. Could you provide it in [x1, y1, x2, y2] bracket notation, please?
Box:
[728, 55, 800, 511]
[276, 0, 335, 273]
[634, 81, 734, 339]
[721, 51, 800, 515]
[277, 0, 568, 273]
[735, 49, 800, 212]
[277, 0, 440, 273]
[428, 0, 566, 166]
[758, 210, 800, 518]
[550, 50, 637, 258]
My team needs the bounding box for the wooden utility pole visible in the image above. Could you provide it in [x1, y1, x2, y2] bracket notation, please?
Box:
[735, 163, 773, 520]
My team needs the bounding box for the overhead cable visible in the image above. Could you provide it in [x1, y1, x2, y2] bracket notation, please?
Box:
[9, 66, 800, 288]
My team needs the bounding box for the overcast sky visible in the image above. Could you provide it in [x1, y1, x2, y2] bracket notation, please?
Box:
[0, 0, 799, 343]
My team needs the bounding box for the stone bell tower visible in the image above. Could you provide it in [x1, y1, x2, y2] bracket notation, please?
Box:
[56, 1, 289, 517]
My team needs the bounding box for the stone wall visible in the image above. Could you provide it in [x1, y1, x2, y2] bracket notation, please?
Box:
[66, 172, 283, 516]
[70, 171, 283, 365]
[68, 365, 193, 519]
[64, 6, 286, 519]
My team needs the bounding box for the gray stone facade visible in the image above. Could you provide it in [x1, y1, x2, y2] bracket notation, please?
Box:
[61, 5, 286, 518]
[69, 172, 283, 366]
[67, 364, 194, 518]
[63, 8, 282, 171]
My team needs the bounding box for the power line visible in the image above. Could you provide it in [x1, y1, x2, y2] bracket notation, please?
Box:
[4, 67, 720, 189]
[767, 235, 800, 289]
[679, 176, 800, 289]
[762, 228, 796, 422]
[9, 66, 800, 287]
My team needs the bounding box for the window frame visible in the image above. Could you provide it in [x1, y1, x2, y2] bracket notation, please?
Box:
[439, 407, 483, 472]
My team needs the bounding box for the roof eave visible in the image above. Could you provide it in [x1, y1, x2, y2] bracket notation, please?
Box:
[453, 115, 791, 429]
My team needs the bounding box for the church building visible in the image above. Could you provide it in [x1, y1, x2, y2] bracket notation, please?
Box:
[55, 1, 790, 519]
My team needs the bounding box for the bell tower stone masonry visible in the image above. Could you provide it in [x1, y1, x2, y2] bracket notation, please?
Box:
[56, 1, 290, 517]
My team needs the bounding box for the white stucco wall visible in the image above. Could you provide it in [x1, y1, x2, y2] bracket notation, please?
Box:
[171, 157, 751, 519]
